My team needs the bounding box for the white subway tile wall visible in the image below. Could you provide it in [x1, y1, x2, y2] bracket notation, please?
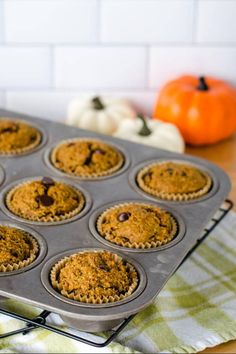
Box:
[0, 0, 235, 120]
[0, 2, 3, 43]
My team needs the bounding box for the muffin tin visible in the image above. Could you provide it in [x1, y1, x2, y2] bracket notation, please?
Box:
[0, 108, 231, 332]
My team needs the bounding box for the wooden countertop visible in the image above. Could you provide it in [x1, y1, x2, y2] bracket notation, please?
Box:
[186, 133, 236, 353]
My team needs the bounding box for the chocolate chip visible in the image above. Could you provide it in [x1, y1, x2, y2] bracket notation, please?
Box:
[11, 250, 18, 257]
[1, 124, 19, 133]
[143, 172, 152, 178]
[98, 264, 110, 272]
[67, 143, 75, 147]
[165, 168, 173, 175]
[118, 212, 130, 222]
[181, 171, 187, 177]
[42, 177, 55, 187]
[36, 195, 54, 206]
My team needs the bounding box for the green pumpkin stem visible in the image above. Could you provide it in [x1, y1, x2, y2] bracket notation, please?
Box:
[92, 96, 105, 110]
[137, 114, 152, 136]
[197, 76, 209, 91]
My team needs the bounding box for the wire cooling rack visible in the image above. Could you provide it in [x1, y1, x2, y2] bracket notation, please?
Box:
[0, 199, 233, 348]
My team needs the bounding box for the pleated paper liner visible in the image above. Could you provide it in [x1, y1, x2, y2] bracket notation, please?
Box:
[136, 161, 212, 201]
[50, 138, 125, 178]
[96, 202, 178, 249]
[0, 229, 39, 273]
[0, 118, 42, 155]
[5, 179, 85, 223]
[50, 250, 138, 304]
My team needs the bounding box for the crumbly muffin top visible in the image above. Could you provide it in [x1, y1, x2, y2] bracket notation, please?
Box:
[7, 177, 84, 221]
[0, 118, 41, 153]
[98, 204, 175, 246]
[0, 226, 35, 266]
[51, 140, 123, 176]
[139, 162, 210, 195]
[54, 251, 137, 299]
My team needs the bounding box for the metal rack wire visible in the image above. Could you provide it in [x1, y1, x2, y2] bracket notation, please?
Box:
[0, 199, 233, 348]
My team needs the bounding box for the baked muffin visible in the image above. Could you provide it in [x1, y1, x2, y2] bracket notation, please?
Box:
[6, 177, 85, 222]
[97, 203, 177, 249]
[50, 139, 124, 178]
[137, 161, 212, 201]
[0, 226, 39, 272]
[0, 118, 41, 155]
[50, 250, 138, 304]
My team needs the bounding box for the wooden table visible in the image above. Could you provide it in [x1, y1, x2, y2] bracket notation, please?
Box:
[186, 133, 236, 354]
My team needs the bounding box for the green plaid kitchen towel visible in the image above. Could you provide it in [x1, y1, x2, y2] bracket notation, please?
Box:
[0, 210, 236, 354]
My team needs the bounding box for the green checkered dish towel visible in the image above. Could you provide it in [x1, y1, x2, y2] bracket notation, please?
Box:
[0, 211, 236, 354]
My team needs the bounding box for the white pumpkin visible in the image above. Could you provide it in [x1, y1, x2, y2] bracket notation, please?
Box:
[113, 114, 185, 153]
[67, 96, 135, 135]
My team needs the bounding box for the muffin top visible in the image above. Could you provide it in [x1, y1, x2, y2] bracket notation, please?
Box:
[138, 162, 211, 196]
[0, 118, 41, 154]
[97, 203, 176, 248]
[0, 226, 36, 267]
[6, 177, 85, 222]
[51, 139, 123, 177]
[51, 251, 137, 301]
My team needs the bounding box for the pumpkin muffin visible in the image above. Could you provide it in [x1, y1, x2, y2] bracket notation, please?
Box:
[97, 203, 177, 249]
[50, 250, 138, 304]
[50, 139, 124, 178]
[0, 226, 39, 272]
[137, 161, 212, 201]
[6, 177, 85, 222]
[0, 118, 41, 155]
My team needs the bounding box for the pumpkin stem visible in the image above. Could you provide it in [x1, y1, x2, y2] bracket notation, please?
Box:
[92, 96, 105, 110]
[137, 113, 152, 136]
[197, 76, 209, 91]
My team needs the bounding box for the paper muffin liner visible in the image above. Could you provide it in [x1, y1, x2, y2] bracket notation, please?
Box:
[5, 180, 85, 223]
[136, 162, 212, 202]
[0, 119, 42, 155]
[0, 230, 39, 273]
[50, 250, 138, 304]
[96, 202, 178, 249]
[50, 138, 124, 178]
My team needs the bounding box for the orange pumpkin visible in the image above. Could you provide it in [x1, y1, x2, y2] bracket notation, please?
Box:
[153, 75, 236, 145]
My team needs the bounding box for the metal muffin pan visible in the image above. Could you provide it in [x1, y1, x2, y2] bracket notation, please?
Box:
[0, 164, 5, 187]
[0, 108, 231, 332]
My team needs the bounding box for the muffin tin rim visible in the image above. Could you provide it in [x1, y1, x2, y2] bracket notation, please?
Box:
[129, 158, 219, 204]
[43, 137, 131, 181]
[0, 176, 92, 226]
[89, 199, 186, 253]
[0, 165, 5, 187]
[41, 247, 147, 309]
[0, 220, 48, 277]
[0, 118, 48, 157]
[0, 109, 231, 331]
